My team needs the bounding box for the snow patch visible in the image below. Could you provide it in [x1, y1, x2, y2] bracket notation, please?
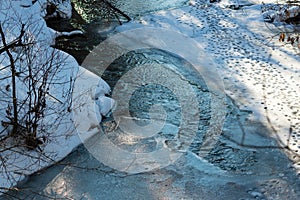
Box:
[0, 0, 113, 190]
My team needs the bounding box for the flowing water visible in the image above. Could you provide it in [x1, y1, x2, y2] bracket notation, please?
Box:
[48, 0, 189, 64]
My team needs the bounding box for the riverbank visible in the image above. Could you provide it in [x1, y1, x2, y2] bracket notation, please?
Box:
[0, 0, 113, 191]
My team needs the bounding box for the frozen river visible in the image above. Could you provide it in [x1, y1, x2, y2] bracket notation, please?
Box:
[2, 0, 300, 199]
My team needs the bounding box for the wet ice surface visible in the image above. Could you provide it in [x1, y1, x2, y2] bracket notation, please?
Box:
[98, 49, 211, 154]
[5, 142, 300, 199]
[5, 50, 300, 199]
[3, 0, 300, 199]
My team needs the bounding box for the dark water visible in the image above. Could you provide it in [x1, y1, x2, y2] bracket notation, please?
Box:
[47, 0, 188, 64]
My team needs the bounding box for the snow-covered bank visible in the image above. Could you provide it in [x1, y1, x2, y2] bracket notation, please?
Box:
[0, 0, 113, 190]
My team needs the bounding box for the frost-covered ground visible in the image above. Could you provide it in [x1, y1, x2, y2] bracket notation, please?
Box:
[1, 0, 300, 199]
[0, 0, 113, 190]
